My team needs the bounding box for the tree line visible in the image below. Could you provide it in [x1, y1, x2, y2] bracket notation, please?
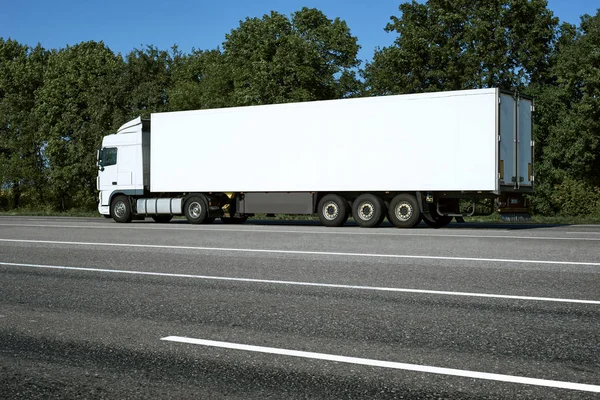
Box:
[1, 2, 599, 216]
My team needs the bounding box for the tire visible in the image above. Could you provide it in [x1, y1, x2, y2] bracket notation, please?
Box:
[221, 216, 248, 224]
[422, 203, 452, 228]
[352, 194, 385, 228]
[388, 194, 421, 228]
[111, 195, 133, 223]
[184, 195, 208, 224]
[152, 215, 173, 223]
[318, 194, 349, 227]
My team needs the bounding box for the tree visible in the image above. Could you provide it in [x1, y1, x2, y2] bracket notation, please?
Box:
[364, 0, 558, 94]
[124, 45, 173, 118]
[222, 7, 362, 106]
[35, 41, 126, 210]
[169, 48, 234, 111]
[530, 12, 600, 215]
[0, 39, 49, 208]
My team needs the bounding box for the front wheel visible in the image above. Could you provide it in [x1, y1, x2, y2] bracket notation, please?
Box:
[111, 195, 133, 223]
[388, 194, 421, 228]
[184, 195, 208, 224]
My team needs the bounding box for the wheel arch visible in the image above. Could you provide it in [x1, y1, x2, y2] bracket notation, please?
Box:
[107, 189, 144, 209]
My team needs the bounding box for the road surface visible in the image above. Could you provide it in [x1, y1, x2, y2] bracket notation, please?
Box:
[1, 216, 599, 399]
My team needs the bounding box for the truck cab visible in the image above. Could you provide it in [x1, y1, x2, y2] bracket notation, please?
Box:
[97, 117, 148, 216]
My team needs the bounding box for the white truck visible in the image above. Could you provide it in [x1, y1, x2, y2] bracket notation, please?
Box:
[96, 88, 533, 228]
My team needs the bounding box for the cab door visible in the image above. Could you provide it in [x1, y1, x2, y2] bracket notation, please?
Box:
[98, 147, 118, 195]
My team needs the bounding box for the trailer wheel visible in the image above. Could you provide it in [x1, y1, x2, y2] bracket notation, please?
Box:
[388, 194, 421, 228]
[221, 216, 248, 224]
[111, 195, 133, 223]
[352, 194, 385, 228]
[318, 194, 349, 227]
[152, 215, 173, 223]
[184, 195, 208, 224]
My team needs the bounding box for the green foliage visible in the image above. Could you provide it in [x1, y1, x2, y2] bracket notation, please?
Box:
[35, 41, 126, 210]
[364, 0, 558, 94]
[169, 48, 233, 110]
[528, 12, 600, 215]
[533, 172, 600, 217]
[222, 7, 362, 105]
[124, 45, 173, 118]
[0, 39, 49, 208]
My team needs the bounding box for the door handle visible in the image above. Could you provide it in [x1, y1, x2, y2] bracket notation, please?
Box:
[112, 182, 117, 185]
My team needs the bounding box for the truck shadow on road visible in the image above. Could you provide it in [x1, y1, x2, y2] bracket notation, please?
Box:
[161, 218, 567, 231]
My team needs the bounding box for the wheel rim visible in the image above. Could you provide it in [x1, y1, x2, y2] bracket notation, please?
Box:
[189, 201, 202, 218]
[395, 202, 413, 222]
[323, 202, 339, 220]
[114, 201, 126, 218]
[358, 202, 375, 220]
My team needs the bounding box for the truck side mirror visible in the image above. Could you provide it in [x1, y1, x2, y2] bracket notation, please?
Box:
[97, 149, 104, 171]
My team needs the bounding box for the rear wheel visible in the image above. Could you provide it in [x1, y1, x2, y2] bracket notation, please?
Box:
[152, 215, 173, 223]
[184, 195, 208, 224]
[388, 194, 421, 228]
[111, 195, 132, 223]
[352, 194, 385, 228]
[318, 194, 349, 227]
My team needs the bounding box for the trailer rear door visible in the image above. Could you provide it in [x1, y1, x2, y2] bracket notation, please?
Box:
[499, 92, 533, 190]
[518, 97, 533, 188]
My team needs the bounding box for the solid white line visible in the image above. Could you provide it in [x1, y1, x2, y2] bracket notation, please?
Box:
[2, 238, 600, 267]
[1, 261, 598, 305]
[2, 223, 600, 241]
[160, 336, 600, 393]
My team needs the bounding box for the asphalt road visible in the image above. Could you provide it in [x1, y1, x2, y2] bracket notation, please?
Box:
[0, 216, 599, 399]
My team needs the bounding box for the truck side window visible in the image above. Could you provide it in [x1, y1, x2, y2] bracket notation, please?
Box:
[104, 148, 117, 167]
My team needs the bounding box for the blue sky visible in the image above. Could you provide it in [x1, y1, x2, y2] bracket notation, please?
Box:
[1, 1, 598, 64]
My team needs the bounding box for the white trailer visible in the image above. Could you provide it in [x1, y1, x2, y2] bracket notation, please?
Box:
[96, 88, 533, 228]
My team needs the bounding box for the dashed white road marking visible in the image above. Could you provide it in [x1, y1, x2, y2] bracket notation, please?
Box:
[2, 223, 600, 241]
[1, 238, 600, 267]
[1, 261, 598, 305]
[161, 336, 600, 393]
